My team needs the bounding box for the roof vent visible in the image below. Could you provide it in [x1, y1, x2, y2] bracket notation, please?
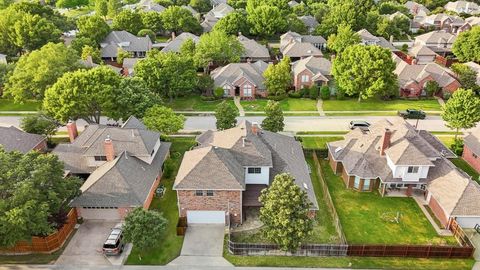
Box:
[303, 183, 308, 190]
[335, 147, 342, 153]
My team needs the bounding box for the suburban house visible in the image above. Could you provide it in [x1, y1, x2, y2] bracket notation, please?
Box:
[414, 30, 457, 56]
[292, 56, 332, 90]
[100, 31, 152, 61]
[237, 34, 270, 62]
[281, 42, 323, 61]
[173, 121, 318, 225]
[394, 61, 460, 97]
[161, 32, 200, 53]
[357, 29, 398, 51]
[463, 128, 480, 174]
[405, 1, 430, 16]
[54, 116, 171, 220]
[182, 5, 199, 17]
[298, 15, 319, 33]
[444, 1, 480, 14]
[210, 61, 269, 98]
[0, 126, 47, 153]
[466, 16, 480, 27]
[122, 58, 141, 76]
[413, 13, 466, 33]
[201, 3, 234, 32]
[408, 44, 437, 64]
[465, 61, 480, 84]
[123, 0, 165, 12]
[327, 118, 480, 228]
[280, 31, 327, 51]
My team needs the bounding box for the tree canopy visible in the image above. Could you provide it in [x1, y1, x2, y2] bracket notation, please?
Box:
[442, 89, 480, 140]
[160, 6, 202, 35]
[112, 9, 145, 34]
[212, 11, 249, 36]
[453, 26, 480, 63]
[262, 100, 284, 132]
[215, 101, 238, 130]
[247, 5, 286, 37]
[4, 43, 82, 102]
[76, 15, 111, 44]
[0, 150, 81, 247]
[20, 113, 59, 142]
[259, 173, 313, 252]
[189, 0, 211, 13]
[451, 63, 480, 94]
[263, 57, 291, 96]
[194, 30, 244, 70]
[326, 23, 361, 54]
[141, 11, 163, 33]
[143, 105, 185, 135]
[332, 44, 398, 101]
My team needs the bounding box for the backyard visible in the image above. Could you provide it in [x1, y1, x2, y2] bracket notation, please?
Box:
[163, 96, 236, 112]
[241, 98, 317, 111]
[451, 158, 480, 182]
[322, 98, 441, 112]
[125, 137, 196, 265]
[299, 136, 344, 150]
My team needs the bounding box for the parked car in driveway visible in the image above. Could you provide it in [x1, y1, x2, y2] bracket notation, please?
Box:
[102, 223, 125, 256]
[349, 120, 370, 130]
[397, 109, 426, 119]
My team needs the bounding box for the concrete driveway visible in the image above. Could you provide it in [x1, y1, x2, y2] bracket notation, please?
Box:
[56, 220, 120, 266]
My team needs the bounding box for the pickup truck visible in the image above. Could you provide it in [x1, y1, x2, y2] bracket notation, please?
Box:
[397, 109, 426, 119]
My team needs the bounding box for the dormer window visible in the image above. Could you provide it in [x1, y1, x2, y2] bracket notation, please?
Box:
[94, 156, 107, 161]
[407, 166, 419, 173]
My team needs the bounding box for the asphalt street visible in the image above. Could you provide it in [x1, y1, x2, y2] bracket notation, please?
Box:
[0, 115, 465, 132]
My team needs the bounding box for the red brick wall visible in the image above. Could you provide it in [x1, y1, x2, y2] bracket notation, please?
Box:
[177, 190, 243, 224]
[233, 77, 257, 99]
[143, 175, 161, 210]
[294, 69, 314, 91]
[443, 80, 461, 94]
[33, 139, 47, 152]
[428, 194, 449, 227]
[463, 145, 480, 174]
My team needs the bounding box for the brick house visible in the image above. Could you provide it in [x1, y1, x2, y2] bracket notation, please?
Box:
[0, 126, 47, 153]
[327, 119, 480, 228]
[173, 121, 318, 225]
[414, 30, 457, 57]
[463, 129, 480, 175]
[53, 116, 171, 220]
[394, 61, 460, 97]
[211, 61, 270, 99]
[292, 56, 332, 91]
[100, 31, 152, 61]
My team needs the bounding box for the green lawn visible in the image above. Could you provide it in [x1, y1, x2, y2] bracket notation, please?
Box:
[164, 96, 236, 112]
[319, 160, 457, 245]
[241, 98, 317, 111]
[296, 131, 348, 135]
[436, 136, 457, 148]
[0, 99, 41, 111]
[230, 155, 339, 244]
[62, 7, 93, 17]
[451, 158, 480, 182]
[299, 136, 344, 150]
[126, 137, 196, 265]
[322, 98, 441, 111]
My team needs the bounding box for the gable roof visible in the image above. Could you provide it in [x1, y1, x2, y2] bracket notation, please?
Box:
[161, 32, 200, 53]
[463, 128, 480, 156]
[395, 61, 458, 88]
[405, 1, 430, 14]
[414, 30, 456, 47]
[238, 35, 270, 59]
[292, 56, 331, 81]
[280, 31, 326, 51]
[211, 61, 270, 89]
[0, 126, 45, 153]
[409, 44, 437, 57]
[299, 15, 319, 29]
[100, 31, 152, 58]
[282, 42, 323, 58]
[444, 1, 480, 14]
[357, 29, 398, 51]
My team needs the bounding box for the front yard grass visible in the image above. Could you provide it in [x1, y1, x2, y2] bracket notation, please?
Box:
[125, 137, 196, 265]
[0, 99, 41, 111]
[319, 159, 457, 245]
[241, 98, 317, 111]
[164, 96, 236, 111]
[230, 155, 339, 244]
[299, 136, 344, 150]
[322, 98, 441, 112]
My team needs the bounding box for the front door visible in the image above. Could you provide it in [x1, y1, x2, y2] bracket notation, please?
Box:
[235, 86, 240, 96]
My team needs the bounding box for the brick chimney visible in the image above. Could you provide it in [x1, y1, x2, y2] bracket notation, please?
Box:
[380, 128, 392, 156]
[66, 121, 78, 143]
[251, 122, 259, 135]
[104, 135, 115, 161]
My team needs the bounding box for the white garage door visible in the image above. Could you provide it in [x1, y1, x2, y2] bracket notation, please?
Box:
[187, 211, 225, 224]
[456, 217, 480, 228]
[80, 208, 121, 220]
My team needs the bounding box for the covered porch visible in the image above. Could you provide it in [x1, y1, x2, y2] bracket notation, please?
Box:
[379, 182, 427, 197]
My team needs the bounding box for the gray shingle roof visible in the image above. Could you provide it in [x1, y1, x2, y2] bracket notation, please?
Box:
[464, 128, 480, 156]
[0, 126, 45, 153]
[395, 61, 458, 89]
[292, 56, 331, 82]
[282, 42, 323, 58]
[161, 32, 200, 53]
[299, 15, 319, 29]
[70, 142, 171, 207]
[100, 31, 152, 58]
[238, 35, 270, 60]
[211, 61, 269, 90]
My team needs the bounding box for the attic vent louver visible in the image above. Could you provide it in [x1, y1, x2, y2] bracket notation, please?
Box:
[303, 183, 308, 190]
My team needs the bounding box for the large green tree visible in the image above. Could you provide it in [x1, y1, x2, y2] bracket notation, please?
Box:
[0, 150, 81, 247]
[20, 113, 59, 142]
[4, 43, 81, 102]
[215, 101, 238, 130]
[262, 100, 284, 132]
[76, 15, 111, 43]
[194, 30, 244, 71]
[122, 208, 167, 260]
[43, 66, 126, 123]
[247, 5, 286, 37]
[442, 89, 480, 140]
[376, 15, 410, 40]
[332, 44, 398, 101]
[259, 173, 313, 252]
[212, 11, 249, 36]
[112, 9, 145, 34]
[189, 0, 211, 13]
[326, 23, 361, 54]
[95, 0, 108, 18]
[107, 0, 121, 18]
[160, 6, 202, 36]
[134, 51, 197, 101]
[452, 26, 480, 63]
[263, 57, 291, 96]
[141, 11, 163, 33]
[451, 63, 480, 93]
[143, 105, 185, 135]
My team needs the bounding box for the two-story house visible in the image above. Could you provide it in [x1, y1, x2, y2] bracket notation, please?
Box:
[173, 121, 318, 225]
[201, 3, 234, 32]
[357, 29, 399, 52]
[292, 56, 332, 90]
[444, 1, 480, 15]
[327, 119, 480, 228]
[53, 116, 171, 220]
[463, 128, 480, 174]
[414, 30, 457, 56]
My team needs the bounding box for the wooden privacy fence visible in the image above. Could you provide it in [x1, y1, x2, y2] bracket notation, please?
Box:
[176, 217, 188, 236]
[450, 219, 474, 247]
[0, 208, 77, 255]
[228, 240, 348, 257]
[347, 244, 474, 258]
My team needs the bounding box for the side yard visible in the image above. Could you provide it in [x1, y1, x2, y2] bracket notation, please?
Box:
[322, 98, 441, 112]
[125, 137, 196, 265]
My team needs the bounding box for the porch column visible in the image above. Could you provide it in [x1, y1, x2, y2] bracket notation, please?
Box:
[406, 184, 413, 197]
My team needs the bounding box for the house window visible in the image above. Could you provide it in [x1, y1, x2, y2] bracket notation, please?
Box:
[301, 75, 310, 82]
[243, 84, 252, 97]
[94, 156, 107, 161]
[195, 190, 203, 196]
[363, 179, 371, 191]
[473, 153, 478, 159]
[223, 85, 230, 96]
[151, 149, 155, 156]
[206, 190, 214, 196]
[353, 176, 360, 189]
[248, 167, 261, 174]
[407, 166, 419, 173]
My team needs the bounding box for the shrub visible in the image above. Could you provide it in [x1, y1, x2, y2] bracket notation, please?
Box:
[309, 86, 319, 100]
[213, 87, 224, 99]
[162, 158, 176, 179]
[288, 91, 302, 98]
[443, 91, 452, 100]
[200, 95, 217, 101]
[267, 94, 287, 101]
[299, 87, 309, 98]
[138, 29, 156, 40]
[450, 139, 464, 156]
[320, 86, 330, 100]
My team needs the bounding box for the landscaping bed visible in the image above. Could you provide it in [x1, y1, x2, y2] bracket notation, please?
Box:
[322, 98, 441, 111]
[241, 98, 317, 111]
[164, 96, 236, 111]
[125, 138, 196, 265]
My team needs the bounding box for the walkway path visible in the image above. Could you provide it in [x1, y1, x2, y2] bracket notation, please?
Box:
[413, 196, 453, 236]
[317, 99, 325, 116]
[233, 96, 245, 117]
[435, 96, 446, 107]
